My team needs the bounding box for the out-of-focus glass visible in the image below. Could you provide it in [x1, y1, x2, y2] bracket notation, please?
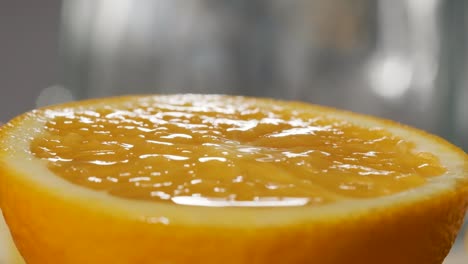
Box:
[52, 1, 466, 261]
[55, 0, 467, 149]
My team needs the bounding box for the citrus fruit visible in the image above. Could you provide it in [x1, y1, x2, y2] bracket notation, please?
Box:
[0, 94, 467, 264]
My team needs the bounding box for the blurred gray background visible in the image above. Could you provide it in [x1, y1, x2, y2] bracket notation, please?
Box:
[1, 0, 467, 152]
[0, 0, 61, 122]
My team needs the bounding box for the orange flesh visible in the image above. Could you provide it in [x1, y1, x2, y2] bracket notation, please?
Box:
[30, 97, 446, 207]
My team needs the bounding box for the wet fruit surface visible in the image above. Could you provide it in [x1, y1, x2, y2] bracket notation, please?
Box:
[30, 96, 446, 206]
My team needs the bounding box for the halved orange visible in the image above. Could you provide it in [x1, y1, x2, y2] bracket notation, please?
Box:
[0, 94, 467, 264]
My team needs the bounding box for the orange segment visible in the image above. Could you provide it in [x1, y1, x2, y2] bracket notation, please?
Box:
[30, 97, 444, 204]
[0, 94, 467, 264]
